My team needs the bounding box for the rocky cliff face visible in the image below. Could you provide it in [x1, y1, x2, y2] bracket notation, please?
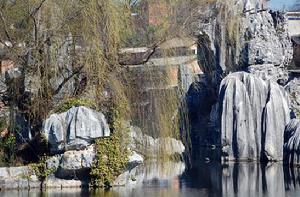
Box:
[196, 0, 292, 84]
[187, 0, 294, 163]
[220, 72, 290, 161]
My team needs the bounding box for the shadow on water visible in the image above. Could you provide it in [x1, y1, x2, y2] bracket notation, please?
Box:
[2, 162, 300, 197]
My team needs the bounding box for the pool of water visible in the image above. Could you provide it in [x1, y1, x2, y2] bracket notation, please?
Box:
[1, 162, 300, 197]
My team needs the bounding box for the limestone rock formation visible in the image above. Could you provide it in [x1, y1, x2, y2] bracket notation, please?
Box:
[44, 177, 86, 188]
[44, 146, 144, 186]
[241, 10, 292, 67]
[188, 0, 293, 164]
[247, 64, 289, 84]
[285, 78, 300, 118]
[58, 145, 96, 171]
[0, 166, 39, 190]
[129, 126, 185, 158]
[44, 145, 96, 182]
[195, 0, 292, 86]
[284, 119, 300, 165]
[42, 106, 110, 153]
[220, 72, 290, 161]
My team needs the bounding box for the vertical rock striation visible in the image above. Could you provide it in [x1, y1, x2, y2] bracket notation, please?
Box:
[284, 119, 300, 165]
[220, 72, 290, 161]
[285, 78, 300, 118]
[42, 106, 110, 154]
[186, 0, 294, 163]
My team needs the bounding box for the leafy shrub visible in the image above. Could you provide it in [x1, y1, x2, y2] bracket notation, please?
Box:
[0, 135, 17, 165]
[30, 156, 56, 181]
[90, 135, 129, 188]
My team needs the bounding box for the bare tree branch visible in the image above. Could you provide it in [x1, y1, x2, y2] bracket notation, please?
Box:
[118, 39, 166, 65]
[29, 0, 47, 17]
[53, 65, 84, 95]
[0, 10, 14, 46]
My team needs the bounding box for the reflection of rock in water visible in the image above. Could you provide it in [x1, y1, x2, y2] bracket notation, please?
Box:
[284, 166, 300, 191]
[181, 162, 294, 197]
[222, 163, 285, 197]
[180, 162, 223, 197]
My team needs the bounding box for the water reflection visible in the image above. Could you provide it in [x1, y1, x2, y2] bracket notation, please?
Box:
[222, 163, 285, 197]
[183, 162, 300, 197]
[284, 165, 300, 191]
[1, 162, 300, 197]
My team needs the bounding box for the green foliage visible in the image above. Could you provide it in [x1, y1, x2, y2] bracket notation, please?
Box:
[30, 156, 55, 181]
[0, 135, 16, 149]
[0, 118, 7, 131]
[0, 135, 17, 165]
[91, 84, 130, 188]
[90, 135, 129, 188]
[54, 98, 96, 113]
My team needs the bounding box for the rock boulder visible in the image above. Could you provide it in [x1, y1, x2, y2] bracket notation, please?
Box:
[42, 106, 110, 153]
[219, 72, 290, 161]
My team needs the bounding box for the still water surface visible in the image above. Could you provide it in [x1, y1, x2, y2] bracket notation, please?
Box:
[1, 162, 300, 197]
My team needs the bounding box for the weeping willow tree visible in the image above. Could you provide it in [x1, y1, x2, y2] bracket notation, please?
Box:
[0, 0, 226, 167]
[0, 0, 135, 165]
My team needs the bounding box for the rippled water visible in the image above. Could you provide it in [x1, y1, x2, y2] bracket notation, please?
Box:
[1, 162, 300, 197]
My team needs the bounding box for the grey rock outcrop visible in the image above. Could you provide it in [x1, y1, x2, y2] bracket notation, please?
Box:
[0, 166, 39, 190]
[240, 10, 292, 67]
[285, 78, 300, 118]
[44, 146, 144, 187]
[42, 106, 110, 153]
[59, 145, 96, 171]
[45, 145, 96, 180]
[220, 72, 290, 161]
[189, 2, 292, 165]
[129, 126, 185, 158]
[247, 64, 288, 83]
[195, 1, 292, 86]
[0, 149, 145, 190]
[113, 161, 185, 186]
[127, 151, 144, 167]
[47, 145, 96, 171]
[44, 176, 86, 188]
[284, 119, 300, 165]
